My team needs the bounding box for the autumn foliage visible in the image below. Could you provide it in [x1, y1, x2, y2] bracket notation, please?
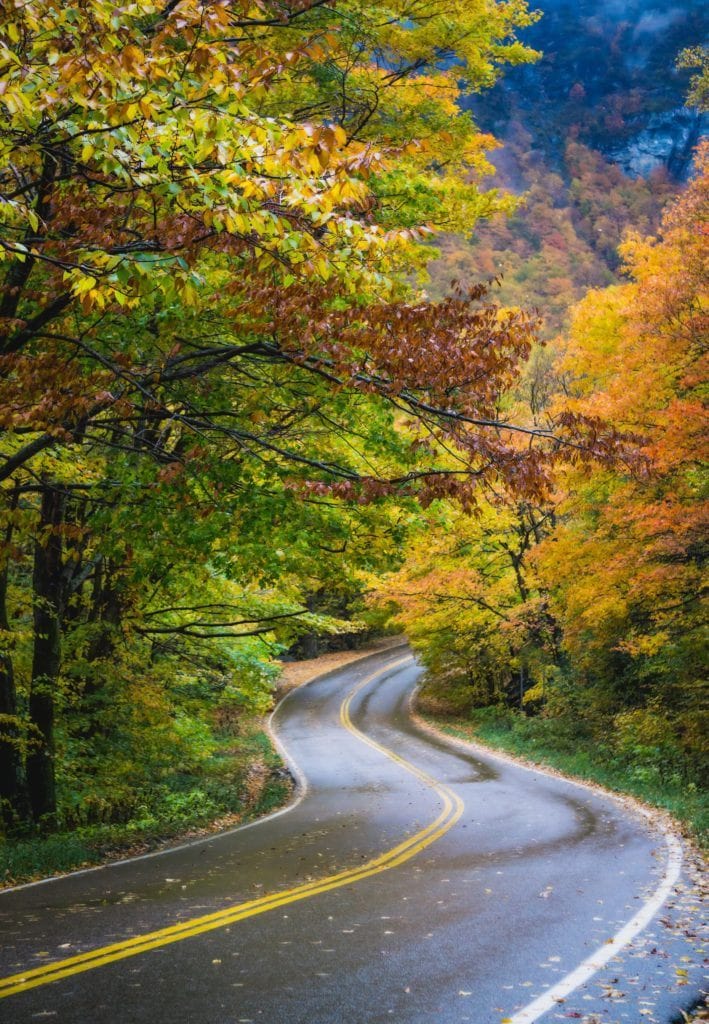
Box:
[1, 1, 704, 852]
[535, 145, 708, 768]
[379, 148, 708, 809]
[0, 0, 564, 835]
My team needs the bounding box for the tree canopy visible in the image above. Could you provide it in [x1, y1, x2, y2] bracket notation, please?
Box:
[0, 0, 563, 833]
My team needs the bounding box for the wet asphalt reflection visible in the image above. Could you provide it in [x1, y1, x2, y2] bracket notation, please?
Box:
[0, 649, 703, 1023]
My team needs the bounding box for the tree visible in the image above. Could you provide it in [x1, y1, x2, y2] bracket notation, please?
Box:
[677, 45, 709, 112]
[373, 495, 559, 711]
[2, 0, 571, 831]
[371, 343, 569, 712]
[535, 145, 708, 771]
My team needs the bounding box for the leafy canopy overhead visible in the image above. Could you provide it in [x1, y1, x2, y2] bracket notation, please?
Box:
[1, 0, 572, 833]
[0, 0, 537, 311]
[0, 0, 589, 507]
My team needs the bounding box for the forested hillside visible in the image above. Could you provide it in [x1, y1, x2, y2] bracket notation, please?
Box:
[0, 0, 706, 881]
[428, 0, 708, 332]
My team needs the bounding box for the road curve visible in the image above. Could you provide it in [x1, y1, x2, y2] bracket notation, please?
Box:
[0, 648, 703, 1023]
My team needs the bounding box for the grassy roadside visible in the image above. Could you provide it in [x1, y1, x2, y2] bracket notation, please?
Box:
[416, 703, 708, 848]
[0, 722, 291, 889]
[0, 638, 404, 889]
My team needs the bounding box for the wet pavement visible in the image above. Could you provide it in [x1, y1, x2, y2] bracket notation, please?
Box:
[0, 649, 705, 1023]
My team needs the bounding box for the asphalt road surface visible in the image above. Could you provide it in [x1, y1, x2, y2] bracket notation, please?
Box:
[0, 649, 704, 1023]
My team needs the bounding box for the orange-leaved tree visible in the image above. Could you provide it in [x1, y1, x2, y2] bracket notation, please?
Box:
[534, 144, 708, 775]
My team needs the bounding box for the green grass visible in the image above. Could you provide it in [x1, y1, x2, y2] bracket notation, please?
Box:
[0, 726, 292, 888]
[420, 707, 708, 847]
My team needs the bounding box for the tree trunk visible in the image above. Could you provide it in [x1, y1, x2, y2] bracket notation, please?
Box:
[26, 485, 66, 827]
[87, 558, 123, 661]
[0, 486, 30, 830]
[299, 592, 320, 659]
[72, 558, 124, 741]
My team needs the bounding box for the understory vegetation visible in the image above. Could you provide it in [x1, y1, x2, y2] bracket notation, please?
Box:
[0, 723, 290, 885]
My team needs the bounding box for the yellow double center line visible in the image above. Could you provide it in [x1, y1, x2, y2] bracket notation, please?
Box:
[0, 656, 464, 1000]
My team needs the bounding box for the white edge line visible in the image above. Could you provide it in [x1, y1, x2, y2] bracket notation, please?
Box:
[1, 645, 408, 896]
[508, 830, 682, 1023]
[408, 685, 685, 1024]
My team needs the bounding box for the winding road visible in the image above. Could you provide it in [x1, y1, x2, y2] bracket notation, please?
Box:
[0, 648, 704, 1023]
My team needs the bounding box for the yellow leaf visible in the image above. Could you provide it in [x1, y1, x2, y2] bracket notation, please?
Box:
[73, 275, 98, 295]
